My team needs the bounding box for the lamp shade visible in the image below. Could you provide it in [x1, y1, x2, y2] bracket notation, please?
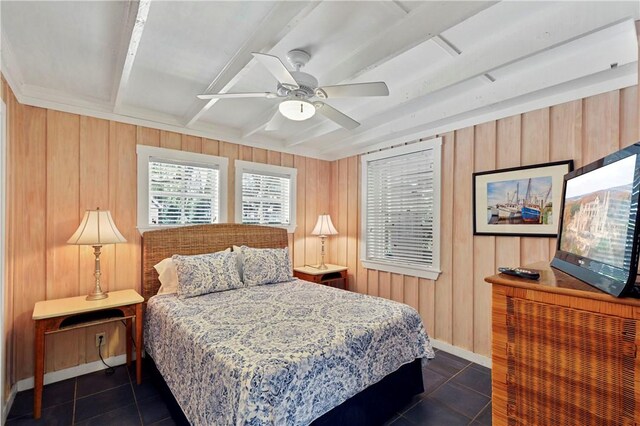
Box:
[67, 209, 127, 245]
[279, 99, 315, 121]
[311, 214, 338, 237]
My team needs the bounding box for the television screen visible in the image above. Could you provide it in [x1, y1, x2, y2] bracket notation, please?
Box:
[552, 142, 640, 297]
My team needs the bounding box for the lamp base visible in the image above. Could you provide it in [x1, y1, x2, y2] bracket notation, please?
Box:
[317, 263, 328, 270]
[86, 292, 108, 301]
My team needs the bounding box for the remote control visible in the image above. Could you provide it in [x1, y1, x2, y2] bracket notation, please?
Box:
[498, 267, 540, 280]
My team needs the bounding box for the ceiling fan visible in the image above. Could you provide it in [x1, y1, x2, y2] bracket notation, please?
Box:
[197, 49, 389, 131]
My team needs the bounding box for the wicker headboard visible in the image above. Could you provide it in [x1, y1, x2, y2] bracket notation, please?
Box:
[141, 224, 288, 302]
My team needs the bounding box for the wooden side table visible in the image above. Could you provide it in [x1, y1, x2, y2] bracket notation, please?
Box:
[294, 264, 349, 290]
[32, 289, 144, 419]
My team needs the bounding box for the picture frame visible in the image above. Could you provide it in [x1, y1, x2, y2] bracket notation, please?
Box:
[473, 160, 573, 237]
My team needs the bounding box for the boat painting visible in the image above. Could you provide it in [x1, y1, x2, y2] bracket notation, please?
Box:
[486, 176, 553, 225]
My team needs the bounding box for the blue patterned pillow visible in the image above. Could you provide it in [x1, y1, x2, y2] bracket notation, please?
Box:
[172, 251, 244, 298]
[241, 246, 292, 287]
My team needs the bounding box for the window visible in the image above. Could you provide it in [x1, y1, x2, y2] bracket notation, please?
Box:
[235, 160, 297, 233]
[137, 145, 228, 232]
[361, 138, 442, 279]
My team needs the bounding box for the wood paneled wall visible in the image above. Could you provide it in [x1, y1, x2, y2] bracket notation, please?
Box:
[328, 85, 640, 356]
[4, 85, 331, 382]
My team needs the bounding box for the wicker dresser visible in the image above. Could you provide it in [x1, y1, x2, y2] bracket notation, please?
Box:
[485, 262, 640, 426]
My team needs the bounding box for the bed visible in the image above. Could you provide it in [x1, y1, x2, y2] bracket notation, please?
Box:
[141, 224, 434, 425]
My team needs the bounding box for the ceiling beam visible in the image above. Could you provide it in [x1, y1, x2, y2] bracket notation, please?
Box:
[314, 1, 496, 86]
[319, 20, 638, 155]
[432, 35, 495, 83]
[285, 2, 640, 148]
[241, 106, 279, 138]
[182, 1, 320, 128]
[111, 0, 151, 112]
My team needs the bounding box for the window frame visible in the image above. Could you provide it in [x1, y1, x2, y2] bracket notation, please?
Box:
[234, 160, 297, 233]
[136, 145, 228, 233]
[360, 138, 442, 280]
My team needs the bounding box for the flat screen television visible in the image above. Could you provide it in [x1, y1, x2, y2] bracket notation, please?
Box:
[551, 142, 640, 297]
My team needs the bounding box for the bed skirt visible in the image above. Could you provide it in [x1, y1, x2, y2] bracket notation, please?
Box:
[146, 354, 424, 426]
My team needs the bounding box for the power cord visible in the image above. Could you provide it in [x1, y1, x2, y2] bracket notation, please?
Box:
[98, 335, 115, 376]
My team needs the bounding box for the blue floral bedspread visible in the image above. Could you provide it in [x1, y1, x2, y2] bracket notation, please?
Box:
[144, 279, 435, 426]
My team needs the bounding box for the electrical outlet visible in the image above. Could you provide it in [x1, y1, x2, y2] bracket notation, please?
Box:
[95, 332, 106, 347]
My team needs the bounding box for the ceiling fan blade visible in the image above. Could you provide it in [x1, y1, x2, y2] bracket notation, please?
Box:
[252, 53, 299, 88]
[265, 110, 286, 131]
[197, 92, 277, 100]
[316, 82, 389, 98]
[313, 102, 360, 130]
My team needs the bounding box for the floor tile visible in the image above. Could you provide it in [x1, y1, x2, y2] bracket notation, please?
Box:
[424, 352, 470, 378]
[422, 368, 448, 395]
[474, 403, 492, 425]
[431, 381, 490, 419]
[75, 384, 134, 422]
[75, 403, 141, 426]
[138, 395, 171, 425]
[7, 378, 76, 419]
[403, 397, 470, 425]
[76, 366, 130, 398]
[470, 363, 491, 376]
[451, 366, 492, 397]
[132, 380, 162, 403]
[382, 414, 400, 426]
[6, 401, 73, 426]
[388, 416, 415, 425]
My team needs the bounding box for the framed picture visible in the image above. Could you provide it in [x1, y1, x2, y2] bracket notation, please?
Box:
[473, 160, 573, 237]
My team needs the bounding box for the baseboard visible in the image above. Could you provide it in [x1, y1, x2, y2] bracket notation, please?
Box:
[430, 339, 492, 369]
[2, 384, 17, 424]
[16, 354, 129, 392]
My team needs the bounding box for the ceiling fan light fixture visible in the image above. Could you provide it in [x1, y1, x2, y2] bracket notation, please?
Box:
[279, 99, 315, 121]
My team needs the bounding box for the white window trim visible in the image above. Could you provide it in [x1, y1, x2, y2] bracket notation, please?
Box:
[136, 145, 228, 234]
[360, 138, 442, 280]
[235, 160, 297, 234]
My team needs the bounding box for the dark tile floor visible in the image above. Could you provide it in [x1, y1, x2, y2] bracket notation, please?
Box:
[7, 348, 491, 425]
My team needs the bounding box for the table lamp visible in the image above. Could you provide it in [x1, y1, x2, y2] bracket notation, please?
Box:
[67, 208, 126, 300]
[311, 214, 338, 270]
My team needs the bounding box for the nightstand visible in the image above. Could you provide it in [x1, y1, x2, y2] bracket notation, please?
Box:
[294, 264, 349, 290]
[32, 289, 144, 419]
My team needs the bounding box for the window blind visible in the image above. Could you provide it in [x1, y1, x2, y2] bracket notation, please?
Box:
[241, 171, 290, 225]
[148, 160, 219, 225]
[365, 149, 435, 267]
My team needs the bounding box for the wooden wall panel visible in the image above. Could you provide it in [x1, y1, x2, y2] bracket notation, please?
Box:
[435, 132, 455, 343]
[304, 158, 319, 266]
[452, 127, 474, 350]
[12, 104, 47, 380]
[46, 110, 81, 371]
[5, 93, 332, 380]
[328, 86, 639, 358]
[293, 156, 306, 267]
[472, 122, 496, 356]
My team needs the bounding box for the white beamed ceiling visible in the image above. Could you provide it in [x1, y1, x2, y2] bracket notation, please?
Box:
[1, 1, 638, 160]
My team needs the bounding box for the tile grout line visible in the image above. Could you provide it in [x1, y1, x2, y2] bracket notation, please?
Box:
[72, 377, 78, 425]
[396, 361, 473, 417]
[127, 364, 145, 425]
[468, 400, 492, 425]
[425, 363, 490, 421]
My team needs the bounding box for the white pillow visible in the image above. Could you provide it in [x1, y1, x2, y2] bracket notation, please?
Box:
[154, 248, 230, 295]
[154, 258, 179, 295]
